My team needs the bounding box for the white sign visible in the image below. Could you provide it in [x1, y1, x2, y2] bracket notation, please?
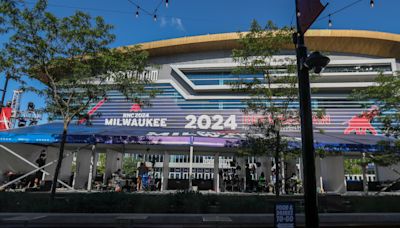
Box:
[275, 202, 295, 228]
[184, 114, 237, 130]
[104, 113, 167, 127]
[106, 70, 158, 82]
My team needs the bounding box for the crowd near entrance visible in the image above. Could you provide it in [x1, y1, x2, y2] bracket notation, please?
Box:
[70, 149, 305, 194]
[6, 143, 400, 194]
[0, 143, 308, 194]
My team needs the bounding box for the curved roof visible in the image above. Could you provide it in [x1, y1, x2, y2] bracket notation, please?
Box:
[136, 30, 400, 59]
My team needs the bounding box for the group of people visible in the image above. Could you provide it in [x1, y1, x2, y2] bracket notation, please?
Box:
[1, 150, 47, 191]
[218, 163, 302, 194]
[249, 164, 302, 194]
[108, 162, 161, 192]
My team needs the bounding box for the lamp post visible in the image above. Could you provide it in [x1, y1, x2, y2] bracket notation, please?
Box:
[294, 1, 330, 227]
[295, 31, 331, 228]
[294, 32, 319, 227]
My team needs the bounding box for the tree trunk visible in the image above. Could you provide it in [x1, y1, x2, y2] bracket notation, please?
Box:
[362, 163, 368, 195]
[50, 127, 68, 201]
[361, 153, 368, 195]
[274, 132, 281, 197]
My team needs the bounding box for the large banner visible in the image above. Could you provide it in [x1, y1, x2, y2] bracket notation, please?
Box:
[81, 96, 381, 137]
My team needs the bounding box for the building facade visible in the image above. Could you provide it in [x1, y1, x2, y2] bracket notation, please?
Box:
[1, 30, 399, 193]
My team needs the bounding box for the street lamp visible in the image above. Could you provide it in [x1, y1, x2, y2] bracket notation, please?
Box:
[294, 0, 329, 227]
[304, 51, 330, 74]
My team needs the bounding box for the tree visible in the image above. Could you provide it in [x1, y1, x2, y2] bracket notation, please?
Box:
[0, 1, 20, 109]
[0, 0, 19, 34]
[2, 0, 156, 199]
[351, 72, 400, 193]
[123, 156, 140, 177]
[96, 153, 106, 176]
[232, 20, 298, 196]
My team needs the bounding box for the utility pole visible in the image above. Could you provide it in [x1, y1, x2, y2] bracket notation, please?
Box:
[294, 31, 319, 227]
[294, 0, 328, 227]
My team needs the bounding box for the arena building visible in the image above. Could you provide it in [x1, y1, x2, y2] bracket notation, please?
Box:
[0, 29, 399, 193]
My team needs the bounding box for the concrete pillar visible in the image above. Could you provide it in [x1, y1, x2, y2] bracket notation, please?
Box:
[237, 156, 246, 191]
[74, 149, 91, 189]
[376, 163, 400, 182]
[256, 156, 271, 184]
[315, 156, 323, 193]
[103, 149, 123, 185]
[162, 151, 170, 191]
[87, 145, 96, 192]
[282, 157, 297, 194]
[320, 155, 346, 193]
[189, 146, 193, 190]
[285, 158, 298, 178]
[213, 153, 220, 193]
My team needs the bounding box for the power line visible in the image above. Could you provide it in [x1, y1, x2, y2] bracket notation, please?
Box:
[24, 0, 212, 23]
[127, 0, 154, 16]
[317, 0, 370, 22]
[25, 0, 169, 22]
[127, 0, 167, 21]
[25, 1, 133, 15]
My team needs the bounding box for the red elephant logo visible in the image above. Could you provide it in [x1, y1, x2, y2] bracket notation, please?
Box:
[130, 103, 141, 112]
[78, 97, 107, 124]
[344, 105, 379, 135]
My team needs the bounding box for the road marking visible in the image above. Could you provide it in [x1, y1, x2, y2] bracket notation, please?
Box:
[202, 216, 232, 222]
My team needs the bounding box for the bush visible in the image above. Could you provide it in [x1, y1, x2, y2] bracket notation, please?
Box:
[1, 192, 400, 213]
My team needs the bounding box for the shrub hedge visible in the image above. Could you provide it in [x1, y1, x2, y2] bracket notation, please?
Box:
[1, 192, 400, 213]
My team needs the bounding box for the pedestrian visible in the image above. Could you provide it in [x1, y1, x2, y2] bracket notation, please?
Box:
[258, 172, 266, 192]
[33, 150, 46, 188]
[245, 163, 252, 192]
[137, 162, 148, 191]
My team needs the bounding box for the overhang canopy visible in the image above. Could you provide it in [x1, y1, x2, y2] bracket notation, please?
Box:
[0, 122, 391, 153]
[135, 30, 400, 59]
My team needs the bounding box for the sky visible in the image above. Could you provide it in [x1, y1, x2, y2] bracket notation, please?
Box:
[1, 0, 399, 123]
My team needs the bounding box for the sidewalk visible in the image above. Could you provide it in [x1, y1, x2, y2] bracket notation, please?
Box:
[1, 212, 400, 227]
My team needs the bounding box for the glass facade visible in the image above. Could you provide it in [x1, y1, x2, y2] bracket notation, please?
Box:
[185, 64, 392, 86]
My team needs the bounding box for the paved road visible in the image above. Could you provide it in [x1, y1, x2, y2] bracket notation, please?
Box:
[1, 213, 400, 227]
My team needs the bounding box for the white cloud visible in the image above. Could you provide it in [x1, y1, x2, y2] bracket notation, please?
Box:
[171, 17, 184, 31]
[160, 17, 168, 27]
[159, 17, 185, 31]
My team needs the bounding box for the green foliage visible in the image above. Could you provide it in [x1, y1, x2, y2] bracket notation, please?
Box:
[0, 0, 19, 34]
[232, 20, 297, 195]
[3, 0, 156, 127]
[0, 1, 21, 88]
[352, 73, 400, 137]
[232, 20, 297, 156]
[0, 0, 156, 198]
[123, 156, 140, 177]
[96, 153, 106, 175]
[344, 159, 362, 174]
[351, 73, 400, 166]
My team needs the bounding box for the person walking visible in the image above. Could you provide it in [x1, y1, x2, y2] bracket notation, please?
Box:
[258, 172, 266, 192]
[137, 162, 148, 191]
[34, 150, 46, 188]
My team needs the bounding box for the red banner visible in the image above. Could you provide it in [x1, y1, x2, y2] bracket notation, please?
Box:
[296, 0, 326, 34]
[0, 107, 12, 130]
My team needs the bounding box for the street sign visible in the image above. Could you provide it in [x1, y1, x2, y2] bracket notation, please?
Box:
[275, 202, 296, 228]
